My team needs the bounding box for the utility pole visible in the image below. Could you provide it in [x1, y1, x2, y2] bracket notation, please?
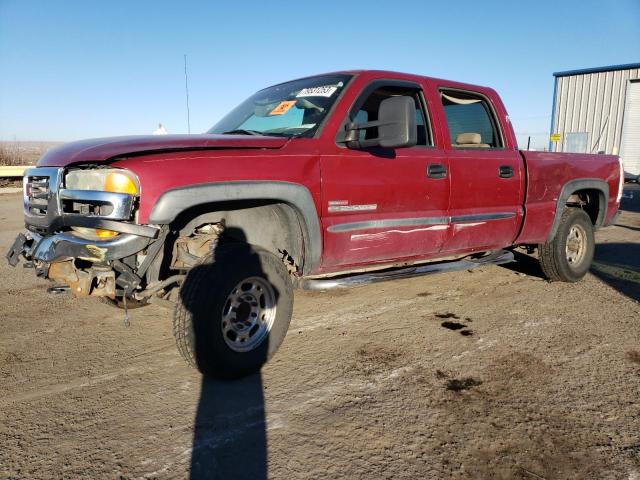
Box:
[184, 54, 191, 134]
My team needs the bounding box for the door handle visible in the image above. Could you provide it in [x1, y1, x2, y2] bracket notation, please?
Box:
[498, 165, 514, 178]
[427, 164, 447, 179]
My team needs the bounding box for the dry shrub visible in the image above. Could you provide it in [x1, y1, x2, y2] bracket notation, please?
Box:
[0, 141, 60, 166]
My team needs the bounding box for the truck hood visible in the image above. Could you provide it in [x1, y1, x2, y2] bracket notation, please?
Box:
[37, 134, 290, 167]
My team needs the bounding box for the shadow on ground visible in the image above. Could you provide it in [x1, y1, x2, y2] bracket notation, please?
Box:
[593, 185, 640, 302]
[500, 251, 546, 279]
[179, 235, 271, 480]
[503, 244, 640, 303]
[190, 375, 267, 480]
[591, 242, 640, 303]
[616, 224, 640, 233]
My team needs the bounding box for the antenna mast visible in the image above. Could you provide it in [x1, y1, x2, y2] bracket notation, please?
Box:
[183, 54, 191, 134]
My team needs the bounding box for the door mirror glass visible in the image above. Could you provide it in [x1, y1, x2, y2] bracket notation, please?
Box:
[344, 96, 417, 149]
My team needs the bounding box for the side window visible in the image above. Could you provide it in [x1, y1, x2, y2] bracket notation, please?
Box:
[440, 90, 502, 148]
[351, 86, 432, 146]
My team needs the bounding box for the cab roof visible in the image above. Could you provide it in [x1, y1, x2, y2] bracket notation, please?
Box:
[279, 69, 496, 96]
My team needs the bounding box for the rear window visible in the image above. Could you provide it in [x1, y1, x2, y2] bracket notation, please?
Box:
[440, 90, 502, 148]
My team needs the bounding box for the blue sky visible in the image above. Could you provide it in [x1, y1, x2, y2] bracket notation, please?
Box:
[0, 0, 638, 149]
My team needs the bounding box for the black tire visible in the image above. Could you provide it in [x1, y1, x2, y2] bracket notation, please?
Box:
[538, 208, 595, 282]
[173, 243, 293, 378]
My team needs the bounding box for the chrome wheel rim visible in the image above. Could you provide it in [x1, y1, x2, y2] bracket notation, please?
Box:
[221, 276, 276, 352]
[565, 224, 587, 266]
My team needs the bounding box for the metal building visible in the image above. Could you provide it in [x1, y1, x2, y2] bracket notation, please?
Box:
[549, 62, 640, 180]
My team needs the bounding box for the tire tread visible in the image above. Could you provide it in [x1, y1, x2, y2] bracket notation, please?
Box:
[538, 208, 594, 283]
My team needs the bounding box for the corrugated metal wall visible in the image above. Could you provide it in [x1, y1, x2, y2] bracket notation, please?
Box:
[551, 67, 640, 153]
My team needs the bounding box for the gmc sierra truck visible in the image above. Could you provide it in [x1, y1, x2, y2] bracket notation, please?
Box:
[7, 70, 624, 378]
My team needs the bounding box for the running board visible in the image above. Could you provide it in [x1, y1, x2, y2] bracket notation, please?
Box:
[300, 250, 514, 290]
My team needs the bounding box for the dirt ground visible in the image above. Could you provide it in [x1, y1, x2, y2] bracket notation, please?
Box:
[1, 186, 639, 480]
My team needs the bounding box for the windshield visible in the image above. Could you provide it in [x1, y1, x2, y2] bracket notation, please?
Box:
[208, 74, 352, 137]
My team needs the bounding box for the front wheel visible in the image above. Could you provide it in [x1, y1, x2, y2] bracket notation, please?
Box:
[538, 208, 595, 282]
[173, 243, 293, 378]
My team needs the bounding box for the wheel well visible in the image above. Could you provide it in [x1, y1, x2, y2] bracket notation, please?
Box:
[544, 179, 609, 243]
[169, 199, 305, 268]
[565, 188, 604, 226]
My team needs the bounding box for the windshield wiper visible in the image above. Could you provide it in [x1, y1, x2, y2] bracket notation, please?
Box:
[221, 129, 263, 136]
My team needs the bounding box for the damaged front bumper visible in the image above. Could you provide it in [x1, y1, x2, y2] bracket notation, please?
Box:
[6, 165, 161, 298]
[9, 230, 153, 265]
[6, 229, 155, 297]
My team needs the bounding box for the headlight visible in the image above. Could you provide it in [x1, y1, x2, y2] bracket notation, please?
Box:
[65, 168, 139, 240]
[65, 168, 139, 195]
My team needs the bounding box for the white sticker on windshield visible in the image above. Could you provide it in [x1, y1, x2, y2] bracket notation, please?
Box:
[297, 86, 338, 98]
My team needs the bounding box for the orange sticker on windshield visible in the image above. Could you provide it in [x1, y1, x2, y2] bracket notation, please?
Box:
[269, 100, 296, 116]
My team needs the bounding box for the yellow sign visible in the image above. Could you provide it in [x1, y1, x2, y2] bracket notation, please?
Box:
[550, 133, 562, 142]
[269, 100, 296, 116]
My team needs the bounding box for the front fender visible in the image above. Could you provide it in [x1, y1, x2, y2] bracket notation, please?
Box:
[148, 181, 322, 273]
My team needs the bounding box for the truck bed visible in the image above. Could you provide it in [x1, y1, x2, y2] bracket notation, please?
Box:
[516, 151, 621, 244]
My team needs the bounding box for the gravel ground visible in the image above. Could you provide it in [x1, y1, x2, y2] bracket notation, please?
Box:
[1, 186, 639, 480]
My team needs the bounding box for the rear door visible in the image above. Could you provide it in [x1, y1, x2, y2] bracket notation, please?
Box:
[435, 87, 524, 253]
[319, 79, 451, 269]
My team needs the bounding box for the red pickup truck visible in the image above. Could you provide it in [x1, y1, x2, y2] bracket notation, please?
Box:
[7, 70, 624, 378]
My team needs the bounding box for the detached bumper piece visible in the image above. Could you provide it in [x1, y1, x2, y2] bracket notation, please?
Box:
[6, 233, 27, 267]
[5, 229, 155, 298]
[7, 230, 153, 266]
[31, 231, 153, 264]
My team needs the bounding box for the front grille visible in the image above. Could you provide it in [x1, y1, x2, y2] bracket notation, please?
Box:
[25, 176, 51, 216]
[23, 167, 63, 234]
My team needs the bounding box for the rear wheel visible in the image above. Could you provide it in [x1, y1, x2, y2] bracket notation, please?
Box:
[538, 208, 595, 282]
[173, 243, 293, 378]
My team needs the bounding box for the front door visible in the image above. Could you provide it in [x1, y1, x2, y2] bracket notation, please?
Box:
[320, 80, 451, 269]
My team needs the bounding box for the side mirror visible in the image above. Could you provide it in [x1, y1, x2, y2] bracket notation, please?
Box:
[344, 96, 417, 149]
